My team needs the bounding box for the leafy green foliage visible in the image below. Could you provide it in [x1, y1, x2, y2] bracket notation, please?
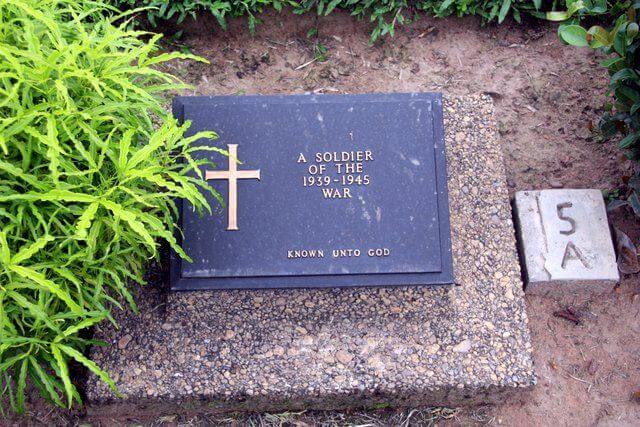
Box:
[557, 2, 640, 213]
[113, 0, 298, 33]
[546, 0, 609, 21]
[0, 0, 218, 412]
[424, 0, 539, 23]
[111, 0, 577, 42]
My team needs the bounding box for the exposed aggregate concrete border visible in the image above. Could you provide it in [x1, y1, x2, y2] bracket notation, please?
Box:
[86, 95, 535, 415]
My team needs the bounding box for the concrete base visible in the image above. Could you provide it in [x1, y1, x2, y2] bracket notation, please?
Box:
[86, 95, 535, 415]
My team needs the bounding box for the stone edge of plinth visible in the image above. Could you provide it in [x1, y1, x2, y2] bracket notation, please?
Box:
[85, 94, 535, 413]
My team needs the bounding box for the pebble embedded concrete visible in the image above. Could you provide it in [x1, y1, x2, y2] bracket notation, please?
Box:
[515, 189, 619, 296]
[86, 95, 535, 415]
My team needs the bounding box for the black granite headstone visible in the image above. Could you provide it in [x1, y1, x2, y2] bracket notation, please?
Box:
[170, 93, 453, 290]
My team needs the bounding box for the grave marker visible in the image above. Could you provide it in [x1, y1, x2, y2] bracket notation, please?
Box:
[170, 93, 454, 290]
[87, 96, 536, 412]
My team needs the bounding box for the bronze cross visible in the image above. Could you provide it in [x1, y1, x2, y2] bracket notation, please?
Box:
[205, 144, 260, 231]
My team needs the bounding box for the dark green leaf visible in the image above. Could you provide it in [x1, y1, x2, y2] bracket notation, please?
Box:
[614, 26, 628, 56]
[498, 0, 511, 24]
[628, 22, 639, 40]
[325, 0, 342, 15]
[438, 0, 455, 14]
[611, 68, 637, 85]
[619, 132, 638, 148]
[628, 192, 640, 217]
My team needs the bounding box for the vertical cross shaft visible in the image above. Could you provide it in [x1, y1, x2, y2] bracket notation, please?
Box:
[205, 144, 260, 230]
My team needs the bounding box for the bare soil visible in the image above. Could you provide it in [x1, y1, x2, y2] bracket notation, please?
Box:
[8, 9, 640, 427]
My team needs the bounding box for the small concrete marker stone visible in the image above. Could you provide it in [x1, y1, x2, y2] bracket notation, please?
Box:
[514, 189, 619, 296]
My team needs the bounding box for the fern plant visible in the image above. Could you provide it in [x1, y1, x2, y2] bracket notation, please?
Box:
[0, 0, 220, 412]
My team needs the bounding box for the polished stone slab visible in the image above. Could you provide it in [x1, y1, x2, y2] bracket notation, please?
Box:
[86, 96, 535, 416]
[514, 189, 619, 296]
[171, 93, 453, 290]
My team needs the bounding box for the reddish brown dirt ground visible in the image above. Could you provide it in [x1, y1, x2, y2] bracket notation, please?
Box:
[8, 9, 640, 427]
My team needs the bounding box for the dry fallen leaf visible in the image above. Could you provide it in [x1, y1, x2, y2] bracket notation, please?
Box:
[614, 227, 640, 274]
[553, 307, 581, 325]
[157, 415, 178, 423]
